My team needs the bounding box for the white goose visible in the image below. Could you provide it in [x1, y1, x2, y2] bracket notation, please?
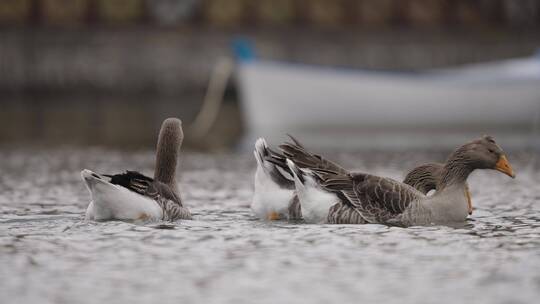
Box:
[82, 118, 191, 221]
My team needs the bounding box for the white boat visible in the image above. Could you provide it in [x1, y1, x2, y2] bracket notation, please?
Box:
[234, 47, 540, 149]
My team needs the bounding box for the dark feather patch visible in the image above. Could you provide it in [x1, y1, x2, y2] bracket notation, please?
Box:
[105, 171, 154, 195]
[256, 142, 295, 189]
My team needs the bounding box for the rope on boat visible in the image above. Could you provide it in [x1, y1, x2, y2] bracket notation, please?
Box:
[188, 57, 234, 140]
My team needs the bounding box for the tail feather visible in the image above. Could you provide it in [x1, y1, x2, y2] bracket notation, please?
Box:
[286, 159, 339, 224]
[286, 134, 306, 149]
[254, 138, 268, 168]
[279, 136, 347, 175]
[252, 138, 296, 220]
[321, 177, 353, 191]
[254, 138, 294, 189]
[286, 159, 306, 185]
[280, 143, 306, 159]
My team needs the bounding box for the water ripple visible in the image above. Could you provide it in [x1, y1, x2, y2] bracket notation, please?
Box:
[0, 148, 539, 304]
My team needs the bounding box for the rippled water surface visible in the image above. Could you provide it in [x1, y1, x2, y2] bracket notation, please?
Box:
[1, 148, 539, 304]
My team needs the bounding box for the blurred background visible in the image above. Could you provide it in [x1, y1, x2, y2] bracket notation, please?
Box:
[1, 3, 539, 303]
[0, 0, 539, 150]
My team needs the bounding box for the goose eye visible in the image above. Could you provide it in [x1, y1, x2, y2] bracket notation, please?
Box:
[488, 149, 495, 154]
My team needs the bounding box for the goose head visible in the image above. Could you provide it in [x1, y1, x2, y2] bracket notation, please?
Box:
[440, 135, 515, 189]
[458, 135, 515, 178]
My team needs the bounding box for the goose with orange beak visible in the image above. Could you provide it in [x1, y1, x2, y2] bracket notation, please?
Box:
[405, 138, 514, 216]
[252, 136, 483, 221]
[264, 135, 515, 226]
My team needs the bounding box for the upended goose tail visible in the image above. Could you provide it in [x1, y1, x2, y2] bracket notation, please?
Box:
[286, 159, 338, 224]
[254, 138, 295, 189]
[252, 138, 296, 220]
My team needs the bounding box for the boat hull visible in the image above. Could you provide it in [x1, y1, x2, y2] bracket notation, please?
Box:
[236, 57, 540, 149]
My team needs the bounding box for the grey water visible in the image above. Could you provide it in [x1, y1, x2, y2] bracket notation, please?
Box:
[1, 148, 539, 304]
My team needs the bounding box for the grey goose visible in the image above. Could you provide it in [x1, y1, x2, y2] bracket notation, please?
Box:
[253, 135, 514, 226]
[253, 136, 472, 221]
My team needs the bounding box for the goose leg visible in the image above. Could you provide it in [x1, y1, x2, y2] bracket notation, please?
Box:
[465, 185, 473, 215]
[268, 211, 280, 220]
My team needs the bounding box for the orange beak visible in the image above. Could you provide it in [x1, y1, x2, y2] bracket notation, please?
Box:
[495, 155, 516, 178]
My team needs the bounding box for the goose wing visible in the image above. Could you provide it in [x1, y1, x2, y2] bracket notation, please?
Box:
[257, 135, 348, 189]
[316, 170, 422, 223]
[106, 171, 155, 196]
[278, 135, 348, 174]
[106, 171, 175, 200]
[106, 171, 190, 220]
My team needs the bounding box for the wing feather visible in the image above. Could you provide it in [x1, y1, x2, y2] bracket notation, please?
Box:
[319, 172, 422, 224]
[278, 136, 348, 175]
